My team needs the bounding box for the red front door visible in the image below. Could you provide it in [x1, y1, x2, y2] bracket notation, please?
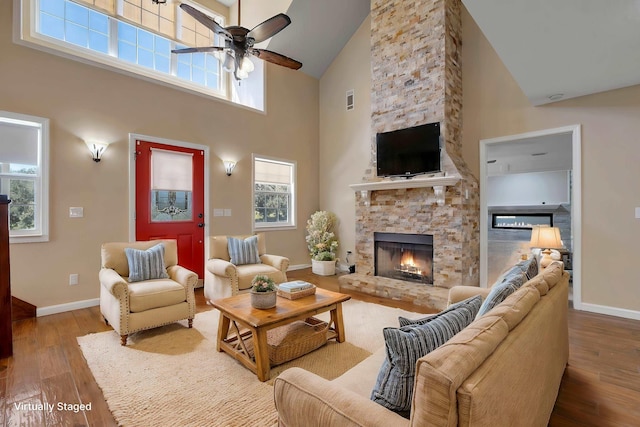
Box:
[135, 140, 205, 278]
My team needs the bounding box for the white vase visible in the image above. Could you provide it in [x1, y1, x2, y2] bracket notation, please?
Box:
[312, 259, 336, 276]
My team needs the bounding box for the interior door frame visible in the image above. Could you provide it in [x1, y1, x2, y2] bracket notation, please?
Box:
[479, 124, 582, 310]
[128, 133, 210, 266]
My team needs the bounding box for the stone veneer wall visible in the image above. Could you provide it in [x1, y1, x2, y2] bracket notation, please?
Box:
[354, 0, 479, 290]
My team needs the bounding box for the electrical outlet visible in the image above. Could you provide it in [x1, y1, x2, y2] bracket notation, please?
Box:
[69, 274, 79, 286]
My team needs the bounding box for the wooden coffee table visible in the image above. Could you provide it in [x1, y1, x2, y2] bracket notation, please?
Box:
[211, 288, 351, 382]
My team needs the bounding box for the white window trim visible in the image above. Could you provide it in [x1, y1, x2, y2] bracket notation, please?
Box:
[252, 154, 297, 232]
[12, 0, 268, 112]
[0, 111, 50, 244]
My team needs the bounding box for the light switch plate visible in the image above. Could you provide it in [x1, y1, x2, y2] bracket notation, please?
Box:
[214, 209, 224, 217]
[636, 207, 640, 219]
[224, 209, 232, 217]
[69, 207, 84, 218]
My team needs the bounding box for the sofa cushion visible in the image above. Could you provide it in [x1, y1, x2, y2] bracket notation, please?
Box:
[125, 243, 170, 282]
[370, 299, 480, 415]
[128, 278, 186, 312]
[411, 316, 509, 424]
[515, 256, 538, 280]
[236, 264, 281, 290]
[481, 284, 540, 331]
[228, 235, 262, 265]
[541, 261, 564, 289]
[398, 295, 482, 327]
[476, 270, 526, 318]
[333, 347, 387, 399]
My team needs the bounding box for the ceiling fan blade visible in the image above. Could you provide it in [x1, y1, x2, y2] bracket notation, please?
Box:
[171, 46, 225, 54]
[247, 13, 291, 44]
[179, 4, 231, 39]
[252, 49, 302, 70]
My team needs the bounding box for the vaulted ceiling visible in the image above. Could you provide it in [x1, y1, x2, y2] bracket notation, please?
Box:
[462, 0, 640, 105]
[214, 1, 640, 104]
[214, 0, 370, 79]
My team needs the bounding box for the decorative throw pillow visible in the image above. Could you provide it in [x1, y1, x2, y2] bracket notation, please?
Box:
[228, 235, 261, 265]
[475, 270, 526, 318]
[125, 243, 169, 283]
[398, 295, 482, 327]
[522, 256, 538, 280]
[371, 299, 481, 415]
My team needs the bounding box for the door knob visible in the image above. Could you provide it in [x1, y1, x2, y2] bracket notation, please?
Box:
[198, 223, 205, 228]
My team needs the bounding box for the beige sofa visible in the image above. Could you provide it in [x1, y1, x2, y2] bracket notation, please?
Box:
[204, 233, 289, 301]
[274, 261, 569, 426]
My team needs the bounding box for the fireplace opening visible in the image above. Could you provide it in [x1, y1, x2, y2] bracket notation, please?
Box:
[374, 232, 433, 285]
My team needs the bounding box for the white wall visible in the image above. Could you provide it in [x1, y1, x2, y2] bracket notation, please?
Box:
[319, 15, 371, 269]
[487, 170, 570, 206]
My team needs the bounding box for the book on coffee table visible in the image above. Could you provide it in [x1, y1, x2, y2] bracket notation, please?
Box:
[277, 281, 316, 299]
[277, 280, 314, 293]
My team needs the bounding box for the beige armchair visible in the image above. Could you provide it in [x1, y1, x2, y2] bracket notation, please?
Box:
[99, 239, 198, 345]
[204, 233, 289, 301]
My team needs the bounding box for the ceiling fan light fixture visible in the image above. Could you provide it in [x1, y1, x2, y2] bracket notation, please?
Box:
[223, 51, 235, 72]
[212, 50, 225, 61]
[240, 56, 254, 73]
[236, 68, 249, 80]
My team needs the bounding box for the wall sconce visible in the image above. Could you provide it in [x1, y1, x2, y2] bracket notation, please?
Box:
[223, 160, 236, 176]
[85, 141, 110, 162]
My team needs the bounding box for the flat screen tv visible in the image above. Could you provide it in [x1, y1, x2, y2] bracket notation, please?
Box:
[376, 122, 441, 178]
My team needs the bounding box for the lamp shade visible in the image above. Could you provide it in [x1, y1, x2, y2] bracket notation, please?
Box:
[529, 226, 563, 249]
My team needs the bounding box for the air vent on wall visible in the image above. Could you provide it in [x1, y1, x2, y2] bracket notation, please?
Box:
[346, 89, 354, 111]
[487, 159, 497, 164]
[531, 152, 548, 156]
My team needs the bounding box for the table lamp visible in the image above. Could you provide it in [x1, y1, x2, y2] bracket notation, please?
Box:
[529, 226, 563, 268]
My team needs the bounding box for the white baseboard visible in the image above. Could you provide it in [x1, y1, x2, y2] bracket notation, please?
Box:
[287, 264, 311, 271]
[37, 298, 100, 317]
[578, 302, 640, 321]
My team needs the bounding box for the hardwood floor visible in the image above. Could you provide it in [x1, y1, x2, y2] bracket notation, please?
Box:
[1, 269, 638, 426]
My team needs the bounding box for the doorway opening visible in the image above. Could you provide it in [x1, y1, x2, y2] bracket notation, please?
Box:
[479, 125, 581, 309]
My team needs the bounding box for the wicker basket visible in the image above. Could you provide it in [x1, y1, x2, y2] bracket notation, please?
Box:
[267, 317, 328, 365]
[277, 284, 316, 300]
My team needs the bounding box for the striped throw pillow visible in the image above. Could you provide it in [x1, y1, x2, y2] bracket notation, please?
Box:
[475, 270, 526, 318]
[371, 299, 481, 415]
[227, 236, 262, 265]
[125, 243, 169, 283]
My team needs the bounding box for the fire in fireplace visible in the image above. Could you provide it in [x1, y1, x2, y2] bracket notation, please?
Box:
[374, 232, 434, 285]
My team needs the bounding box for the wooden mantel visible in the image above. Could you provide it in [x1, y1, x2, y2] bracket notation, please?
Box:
[349, 174, 461, 206]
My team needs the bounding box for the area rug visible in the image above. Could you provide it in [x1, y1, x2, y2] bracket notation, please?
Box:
[77, 300, 421, 427]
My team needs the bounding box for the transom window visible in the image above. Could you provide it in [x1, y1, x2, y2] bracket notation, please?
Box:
[34, 0, 222, 92]
[0, 111, 50, 243]
[253, 156, 296, 230]
[17, 0, 265, 110]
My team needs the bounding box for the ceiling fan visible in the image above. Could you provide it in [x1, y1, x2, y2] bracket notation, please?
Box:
[171, 2, 303, 81]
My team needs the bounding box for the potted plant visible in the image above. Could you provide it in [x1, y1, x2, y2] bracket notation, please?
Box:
[250, 275, 277, 309]
[305, 210, 339, 276]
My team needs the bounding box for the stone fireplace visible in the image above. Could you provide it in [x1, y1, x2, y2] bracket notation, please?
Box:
[338, 0, 480, 311]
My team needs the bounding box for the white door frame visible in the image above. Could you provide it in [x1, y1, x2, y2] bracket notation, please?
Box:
[479, 124, 582, 310]
[128, 133, 210, 262]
